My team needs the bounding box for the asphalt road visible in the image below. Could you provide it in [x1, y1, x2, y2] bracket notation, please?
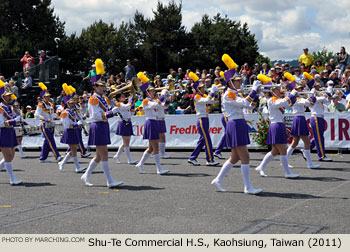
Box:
[0, 149, 349, 234]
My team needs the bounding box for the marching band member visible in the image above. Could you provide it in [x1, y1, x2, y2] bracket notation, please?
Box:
[81, 59, 124, 188]
[213, 71, 228, 160]
[188, 72, 219, 166]
[113, 93, 137, 164]
[35, 82, 63, 163]
[286, 84, 320, 169]
[255, 85, 300, 178]
[135, 72, 169, 174]
[211, 54, 262, 194]
[66, 95, 90, 158]
[13, 101, 28, 158]
[0, 87, 23, 185]
[156, 89, 170, 159]
[308, 82, 333, 162]
[58, 84, 87, 173]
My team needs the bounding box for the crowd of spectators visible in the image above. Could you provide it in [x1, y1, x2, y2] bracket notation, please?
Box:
[2, 47, 350, 118]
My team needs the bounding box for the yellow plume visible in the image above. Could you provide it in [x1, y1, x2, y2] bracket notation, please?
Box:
[11, 94, 17, 100]
[62, 83, 72, 95]
[222, 54, 238, 70]
[0, 79, 5, 88]
[69, 85, 76, 94]
[38, 82, 47, 91]
[189, 72, 199, 82]
[137, 72, 149, 84]
[284, 72, 296, 82]
[220, 71, 225, 80]
[303, 72, 313, 81]
[257, 74, 272, 84]
[95, 59, 105, 75]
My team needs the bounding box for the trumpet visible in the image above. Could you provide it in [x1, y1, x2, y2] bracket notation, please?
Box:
[154, 81, 176, 93]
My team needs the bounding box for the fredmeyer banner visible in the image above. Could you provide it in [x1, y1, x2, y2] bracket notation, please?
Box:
[21, 113, 350, 149]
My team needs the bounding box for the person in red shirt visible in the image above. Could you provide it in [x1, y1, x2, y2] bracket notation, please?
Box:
[20, 51, 35, 70]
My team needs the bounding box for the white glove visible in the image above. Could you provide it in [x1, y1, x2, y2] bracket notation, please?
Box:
[211, 85, 219, 93]
[15, 116, 21, 122]
[326, 86, 333, 93]
[290, 89, 298, 97]
[310, 88, 317, 95]
[112, 107, 119, 115]
[77, 120, 83, 126]
[252, 80, 261, 91]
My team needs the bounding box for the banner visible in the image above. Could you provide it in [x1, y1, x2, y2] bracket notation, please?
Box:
[21, 113, 350, 149]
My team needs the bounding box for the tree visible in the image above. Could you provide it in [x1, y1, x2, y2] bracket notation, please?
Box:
[312, 47, 337, 65]
[0, 0, 65, 59]
[185, 13, 260, 71]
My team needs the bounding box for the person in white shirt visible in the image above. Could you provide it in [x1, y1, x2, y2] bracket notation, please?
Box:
[113, 93, 137, 164]
[81, 80, 124, 188]
[155, 89, 171, 159]
[286, 85, 320, 169]
[255, 86, 300, 178]
[188, 72, 219, 167]
[211, 73, 263, 194]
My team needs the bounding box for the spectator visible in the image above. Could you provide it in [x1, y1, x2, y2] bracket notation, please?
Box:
[83, 64, 97, 82]
[298, 48, 314, 70]
[39, 50, 49, 82]
[329, 58, 336, 71]
[167, 71, 177, 82]
[154, 75, 164, 88]
[315, 59, 324, 73]
[260, 63, 269, 75]
[25, 106, 34, 118]
[177, 68, 185, 80]
[251, 63, 260, 76]
[178, 91, 192, 114]
[20, 51, 35, 70]
[239, 63, 252, 78]
[8, 80, 19, 98]
[336, 90, 347, 107]
[24, 58, 35, 76]
[324, 63, 332, 75]
[328, 94, 345, 112]
[107, 75, 115, 87]
[184, 69, 191, 80]
[167, 94, 178, 114]
[21, 71, 32, 89]
[337, 47, 349, 74]
[201, 69, 207, 80]
[124, 59, 136, 81]
[329, 71, 340, 86]
[293, 68, 302, 82]
[204, 78, 212, 92]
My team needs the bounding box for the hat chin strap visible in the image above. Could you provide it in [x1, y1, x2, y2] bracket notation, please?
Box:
[229, 80, 238, 91]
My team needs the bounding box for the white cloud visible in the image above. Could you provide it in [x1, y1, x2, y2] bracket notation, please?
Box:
[50, 0, 350, 60]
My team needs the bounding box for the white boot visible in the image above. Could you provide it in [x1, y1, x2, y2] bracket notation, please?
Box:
[101, 161, 123, 188]
[73, 156, 86, 173]
[113, 145, 123, 163]
[280, 155, 299, 178]
[304, 149, 321, 169]
[211, 160, 233, 192]
[255, 152, 274, 177]
[154, 154, 169, 174]
[17, 145, 28, 158]
[159, 142, 170, 159]
[0, 159, 5, 171]
[5, 162, 22, 185]
[81, 159, 98, 186]
[135, 151, 150, 174]
[124, 147, 137, 164]
[58, 153, 71, 172]
[241, 164, 263, 194]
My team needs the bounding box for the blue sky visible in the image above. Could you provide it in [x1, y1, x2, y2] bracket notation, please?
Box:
[51, 0, 350, 61]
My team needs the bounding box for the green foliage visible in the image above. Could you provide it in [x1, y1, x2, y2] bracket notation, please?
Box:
[0, 0, 65, 58]
[312, 47, 337, 65]
[255, 54, 272, 68]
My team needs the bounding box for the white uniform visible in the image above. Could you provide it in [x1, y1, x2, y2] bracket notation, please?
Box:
[35, 102, 55, 123]
[194, 93, 216, 117]
[115, 102, 132, 120]
[61, 108, 79, 129]
[142, 98, 160, 120]
[292, 98, 311, 116]
[222, 88, 255, 119]
[88, 93, 114, 122]
[308, 96, 330, 117]
[267, 96, 294, 123]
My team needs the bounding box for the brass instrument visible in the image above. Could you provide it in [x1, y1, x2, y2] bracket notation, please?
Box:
[154, 81, 176, 93]
[109, 77, 140, 98]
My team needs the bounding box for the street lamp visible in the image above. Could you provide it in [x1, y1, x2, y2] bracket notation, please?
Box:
[153, 42, 163, 73]
[54, 37, 60, 56]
